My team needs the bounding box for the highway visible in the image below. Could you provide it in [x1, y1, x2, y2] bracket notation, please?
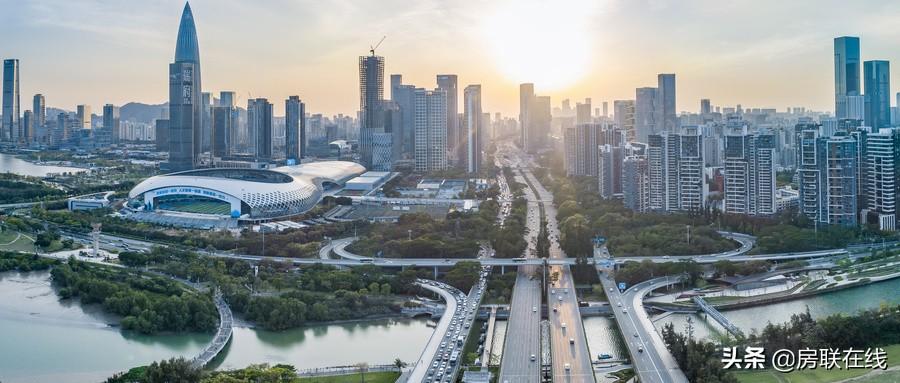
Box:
[408, 280, 459, 383]
[498, 168, 543, 383]
[523, 169, 595, 382]
[600, 274, 688, 383]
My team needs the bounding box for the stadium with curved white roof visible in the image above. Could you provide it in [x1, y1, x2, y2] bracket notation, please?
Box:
[128, 161, 365, 222]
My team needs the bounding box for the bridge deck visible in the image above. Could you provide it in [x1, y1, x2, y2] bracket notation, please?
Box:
[692, 296, 743, 337]
[192, 292, 233, 368]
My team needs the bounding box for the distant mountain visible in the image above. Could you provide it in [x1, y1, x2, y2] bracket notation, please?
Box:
[121, 102, 168, 124]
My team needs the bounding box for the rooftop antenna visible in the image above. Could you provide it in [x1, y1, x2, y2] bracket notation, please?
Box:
[369, 36, 386, 56]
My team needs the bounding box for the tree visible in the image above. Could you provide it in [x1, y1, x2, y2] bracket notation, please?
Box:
[444, 261, 481, 291]
[560, 214, 592, 258]
[144, 357, 201, 383]
[393, 358, 407, 372]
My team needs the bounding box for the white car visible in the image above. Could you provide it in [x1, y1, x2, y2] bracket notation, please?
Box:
[532, 306, 537, 312]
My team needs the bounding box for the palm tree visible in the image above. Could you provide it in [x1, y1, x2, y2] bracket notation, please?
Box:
[394, 358, 407, 373]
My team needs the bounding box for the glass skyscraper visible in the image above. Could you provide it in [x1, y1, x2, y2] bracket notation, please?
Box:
[864, 60, 890, 131]
[167, 2, 202, 171]
[2, 59, 20, 142]
[359, 54, 384, 169]
[834, 36, 860, 119]
[285, 96, 305, 163]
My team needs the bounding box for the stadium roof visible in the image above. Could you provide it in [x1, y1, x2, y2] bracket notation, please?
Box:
[129, 161, 365, 220]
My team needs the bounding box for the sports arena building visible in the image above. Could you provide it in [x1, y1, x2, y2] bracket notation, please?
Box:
[127, 161, 365, 227]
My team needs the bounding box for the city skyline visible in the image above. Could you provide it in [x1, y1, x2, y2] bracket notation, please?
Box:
[6, 1, 900, 116]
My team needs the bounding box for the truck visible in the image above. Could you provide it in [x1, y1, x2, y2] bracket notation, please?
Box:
[456, 335, 464, 346]
[450, 350, 460, 365]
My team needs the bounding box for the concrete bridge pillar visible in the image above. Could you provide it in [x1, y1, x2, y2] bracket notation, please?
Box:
[434, 266, 438, 280]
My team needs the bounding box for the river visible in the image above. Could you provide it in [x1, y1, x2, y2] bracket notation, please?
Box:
[653, 277, 900, 339]
[0, 153, 86, 177]
[0, 271, 432, 383]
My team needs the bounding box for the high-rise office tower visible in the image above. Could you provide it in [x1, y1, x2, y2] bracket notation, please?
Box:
[285, 96, 305, 163]
[576, 100, 591, 125]
[528, 95, 551, 152]
[602, 101, 609, 119]
[519, 83, 534, 149]
[656, 74, 677, 132]
[247, 98, 273, 161]
[613, 100, 635, 141]
[2, 59, 19, 142]
[22, 111, 32, 144]
[54, 113, 70, 146]
[167, 2, 202, 171]
[864, 60, 891, 131]
[463, 84, 482, 174]
[390, 74, 403, 100]
[219, 91, 235, 108]
[155, 119, 169, 152]
[634, 87, 657, 142]
[76, 105, 91, 130]
[211, 105, 231, 158]
[866, 127, 900, 231]
[32, 94, 45, 133]
[437, 75, 459, 165]
[368, 100, 399, 171]
[201, 92, 211, 152]
[102, 104, 120, 144]
[834, 36, 861, 119]
[723, 128, 776, 216]
[570, 123, 601, 177]
[359, 54, 384, 169]
[414, 88, 447, 172]
[700, 99, 711, 115]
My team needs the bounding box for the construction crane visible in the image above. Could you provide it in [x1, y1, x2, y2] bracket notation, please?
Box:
[369, 35, 386, 56]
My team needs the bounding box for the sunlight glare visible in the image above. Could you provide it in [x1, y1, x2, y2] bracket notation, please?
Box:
[482, 0, 598, 91]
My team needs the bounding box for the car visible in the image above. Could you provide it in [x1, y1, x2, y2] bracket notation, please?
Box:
[633, 332, 639, 338]
[638, 345, 644, 353]
[561, 322, 567, 329]
[532, 306, 537, 312]
[616, 302, 621, 307]
[623, 309, 628, 313]
[564, 363, 571, 371]
[569, 338, 575, 344]
[558, 295, 563, 301]
[530, 354, 536, 361]
[552, 307, 558, 312]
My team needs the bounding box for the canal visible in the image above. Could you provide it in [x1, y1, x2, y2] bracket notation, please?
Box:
[0, 271, 432, 383]
[652, 277, 900, 339]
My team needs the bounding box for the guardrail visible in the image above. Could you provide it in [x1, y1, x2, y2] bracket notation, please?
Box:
[191, 291, 233, 368]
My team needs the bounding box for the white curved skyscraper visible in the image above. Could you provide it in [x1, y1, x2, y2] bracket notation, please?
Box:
[167, 2, 202, 171]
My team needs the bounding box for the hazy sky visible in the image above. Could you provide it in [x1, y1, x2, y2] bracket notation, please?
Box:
[4, 0, 900, 117]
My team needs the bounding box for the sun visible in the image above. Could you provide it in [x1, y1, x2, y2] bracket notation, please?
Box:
[481, 0, 597, 91]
